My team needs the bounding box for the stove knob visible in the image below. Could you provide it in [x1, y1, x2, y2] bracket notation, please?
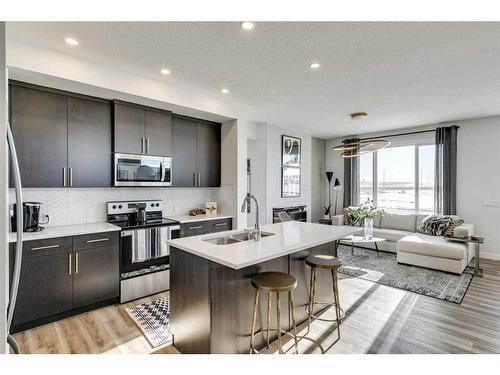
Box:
[156, 203, 160, 207]
[118, 205, 123, 209]
[151, 203, 155, 207]
[112, 205, 117, 209]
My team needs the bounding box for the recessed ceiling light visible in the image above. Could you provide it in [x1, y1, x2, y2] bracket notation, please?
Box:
[350, 112, 368, 120]
[221, 88, 229, 94]
[64, 37, 78, 46]
[160, 68, 171, 75]
[309, 62, 321, 69]
[240, 22, 255, 31]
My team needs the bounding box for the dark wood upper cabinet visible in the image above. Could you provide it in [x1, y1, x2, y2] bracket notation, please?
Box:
[196, 121, 221, 187]
[68, 97, 112, 187]
[113, 102, 145, 154]
[172, 115, 198, 187]
[145, 109, 172, 156]
[10, 84, 68, 187]
[114, 101, 172, 156]
[172, 115, 221, 187]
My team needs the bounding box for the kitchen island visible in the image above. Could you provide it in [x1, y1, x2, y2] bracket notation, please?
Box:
[167, 221, 359, 354]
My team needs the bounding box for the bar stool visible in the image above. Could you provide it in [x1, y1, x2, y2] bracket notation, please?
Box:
[250, 271, 299, 354]
[305, 255, 343, 339]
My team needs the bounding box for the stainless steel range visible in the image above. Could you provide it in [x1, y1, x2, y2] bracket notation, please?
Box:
[106, 199, 180, 303]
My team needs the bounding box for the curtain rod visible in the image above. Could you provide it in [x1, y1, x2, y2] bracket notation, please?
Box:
[357, 125, 459, 141]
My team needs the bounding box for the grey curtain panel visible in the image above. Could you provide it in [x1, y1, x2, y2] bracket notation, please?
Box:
[435, 125, 459, 215]
[343, 138, 359, 208]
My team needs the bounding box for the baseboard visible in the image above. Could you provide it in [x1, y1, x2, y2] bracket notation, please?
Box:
[480, 251, 500, 261]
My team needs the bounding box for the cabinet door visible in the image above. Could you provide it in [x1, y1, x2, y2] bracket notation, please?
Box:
[68, 97, 112, 187]
[10, 84, 68, 187]
[73, 245, 120, 308]
[145, 109, 172, 156]
[172, 115, 197, 187]
[114, 102, 145, 154]
[196, 121, 221, 187]
[11, 251, 73, 326]
[207, 218, 232, 233]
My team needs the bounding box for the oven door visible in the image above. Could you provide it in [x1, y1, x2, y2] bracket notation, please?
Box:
[121, 227, 170, 275]
[114, 153, 165, 187]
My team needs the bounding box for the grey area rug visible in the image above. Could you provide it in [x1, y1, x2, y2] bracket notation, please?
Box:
[337, 245, 474, 304]
[126, 297, 172, 348]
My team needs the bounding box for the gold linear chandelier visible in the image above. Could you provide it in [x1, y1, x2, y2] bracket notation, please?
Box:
[333, 138, 391, 158]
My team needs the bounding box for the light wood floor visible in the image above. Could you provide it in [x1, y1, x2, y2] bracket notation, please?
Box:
[12, 260, 500, 354]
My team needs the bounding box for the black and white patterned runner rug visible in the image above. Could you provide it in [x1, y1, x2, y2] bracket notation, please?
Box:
[126, 297, 173, 348]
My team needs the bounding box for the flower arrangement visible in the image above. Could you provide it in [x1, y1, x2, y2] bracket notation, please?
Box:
[344, 199, 384, 226]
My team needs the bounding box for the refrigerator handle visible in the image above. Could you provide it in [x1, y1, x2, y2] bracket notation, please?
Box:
[6, 121, 24, 352]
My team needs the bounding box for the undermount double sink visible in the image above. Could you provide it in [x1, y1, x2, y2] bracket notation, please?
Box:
[203, 231, 274, 245]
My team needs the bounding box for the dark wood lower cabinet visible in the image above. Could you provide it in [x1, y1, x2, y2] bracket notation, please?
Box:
[73, 245, 120, 308]
[12, 251, 73, 327]
[170, 240, 337, 354]
[9, 232, 120, 332]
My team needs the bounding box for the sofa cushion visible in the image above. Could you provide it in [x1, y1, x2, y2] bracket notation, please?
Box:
[417, 215, 452, 236]
[380, 212, 416, 232]
[373, 228, 412, 243]
[416, 214, 427, 228]
[397, 233, 466, 260]
[373, 214, 382, 228]
[444, 216, 465, 237]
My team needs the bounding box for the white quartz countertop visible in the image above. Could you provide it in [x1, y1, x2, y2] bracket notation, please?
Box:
[167, 221, 360, 269]
[166, 214, 233, 224]
[9, 222, 121, 243]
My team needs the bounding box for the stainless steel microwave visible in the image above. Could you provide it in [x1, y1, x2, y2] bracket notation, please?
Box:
[114, 153, 172, 187]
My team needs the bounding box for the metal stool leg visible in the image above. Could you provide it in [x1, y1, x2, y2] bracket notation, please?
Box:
[289, 291, 299, 354]
[250, 289, 260, 354]
[331, 269, 341, 339]
[266, 292, 272, 349]
[307, 266, 315, 333]
[276, 292, 282, 354]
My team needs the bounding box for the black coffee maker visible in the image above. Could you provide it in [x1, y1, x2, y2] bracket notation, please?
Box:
[12, 202, 46, 232]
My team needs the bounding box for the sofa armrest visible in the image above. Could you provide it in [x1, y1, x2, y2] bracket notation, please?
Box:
[331, 214, 344, 226]
[454, 223, 474, 238]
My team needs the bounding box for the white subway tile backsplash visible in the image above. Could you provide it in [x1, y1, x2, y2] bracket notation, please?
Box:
[9, 187, 226, 227]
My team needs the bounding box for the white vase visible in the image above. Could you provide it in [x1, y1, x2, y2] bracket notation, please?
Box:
[364, 218, 373, 239]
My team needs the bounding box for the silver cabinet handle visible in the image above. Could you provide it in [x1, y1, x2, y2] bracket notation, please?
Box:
[141, 137, 144, 154]
[215, 223, 227, 227]
[197, 173, 201, 187]
[146, 137, 150, 154]
[68, 253, 72, 275]
[69, 167, 73, 187]
[189, 225, 203, 230]
[63, 167, 67, 187]
[193, 173, 196, 186]
[31, 244, 60, 251]
[75, 252, 79, 274]
[85, 237, 109, 244]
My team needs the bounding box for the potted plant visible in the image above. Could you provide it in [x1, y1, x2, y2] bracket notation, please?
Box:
[322, 204, 331, 219]
[344, 199, 384, 239]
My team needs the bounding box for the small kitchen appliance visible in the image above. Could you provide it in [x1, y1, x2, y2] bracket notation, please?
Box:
[106, 199, 180, 303]
[12, 201, 46, 232]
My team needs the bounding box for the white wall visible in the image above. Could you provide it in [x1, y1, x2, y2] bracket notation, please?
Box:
[457, 116, 500, 260]
[247, 122, 267, 227]
[265, 124, 312, 224]
[311, 137, 326, 222]
[325, 116, 500, 259]
[0, 22, 8, 354]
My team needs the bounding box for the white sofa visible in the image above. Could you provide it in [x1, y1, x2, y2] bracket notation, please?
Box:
[331, 212, 475, 274]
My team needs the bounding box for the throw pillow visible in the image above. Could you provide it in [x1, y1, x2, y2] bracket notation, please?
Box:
[443, 216, 465, 237]
[417, 215, 453, 236]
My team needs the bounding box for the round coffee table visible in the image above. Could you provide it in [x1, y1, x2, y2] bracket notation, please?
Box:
[340, 235, 386, 257]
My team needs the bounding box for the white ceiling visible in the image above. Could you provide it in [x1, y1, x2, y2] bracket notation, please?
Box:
[6, 22, 500, 138]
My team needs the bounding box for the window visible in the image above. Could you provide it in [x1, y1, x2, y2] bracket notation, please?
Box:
[358, 143, 435, 214]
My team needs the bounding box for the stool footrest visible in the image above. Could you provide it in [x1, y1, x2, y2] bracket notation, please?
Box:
[305, 302, 345, 322]
[250, 329, 298, 354]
